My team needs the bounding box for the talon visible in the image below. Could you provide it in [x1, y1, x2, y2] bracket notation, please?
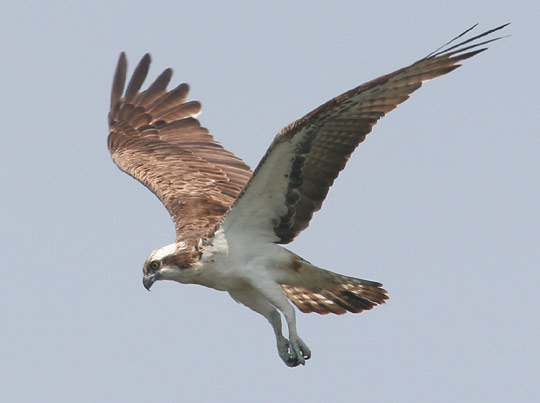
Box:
[303, 350, 311, 360]
[286, 357, 300, 367]
[277, 335, 310, 367]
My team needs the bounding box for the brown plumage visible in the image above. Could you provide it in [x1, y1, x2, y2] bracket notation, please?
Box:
[234, 23, 509, 244]
[108, 53, 253, 244]
[109, 24, 506, 249]
[281, 277, 389, 315]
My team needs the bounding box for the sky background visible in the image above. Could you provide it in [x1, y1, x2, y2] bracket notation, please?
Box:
[2, 1, 539, 402]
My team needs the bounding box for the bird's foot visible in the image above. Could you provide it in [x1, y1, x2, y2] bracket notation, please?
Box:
[277, 336, 311, 367]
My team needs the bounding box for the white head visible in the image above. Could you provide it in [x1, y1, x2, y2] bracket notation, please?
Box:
[142, 242, 201, 290]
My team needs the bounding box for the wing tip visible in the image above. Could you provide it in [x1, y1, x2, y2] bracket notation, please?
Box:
[142, 52, 152, 65]
[424, 22, 510, 61]
[110, 51, 128, 110]
[124, 53, 153, 103]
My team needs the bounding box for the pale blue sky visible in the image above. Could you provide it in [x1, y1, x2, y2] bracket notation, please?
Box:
[1, 1, 539, 402]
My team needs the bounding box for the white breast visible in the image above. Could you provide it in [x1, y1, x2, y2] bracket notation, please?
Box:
[195, 226, 291, 292]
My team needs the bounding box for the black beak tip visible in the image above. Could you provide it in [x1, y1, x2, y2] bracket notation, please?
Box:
[143, 275, 155, 291]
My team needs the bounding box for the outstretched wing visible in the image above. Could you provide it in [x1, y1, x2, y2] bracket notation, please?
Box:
[108, 53, 252, 243]
[222, 24, 508, 243]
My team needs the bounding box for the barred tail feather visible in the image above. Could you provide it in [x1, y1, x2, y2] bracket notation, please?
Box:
[281, 274, 388, 315]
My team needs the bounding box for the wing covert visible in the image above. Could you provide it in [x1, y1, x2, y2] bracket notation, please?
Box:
[108, 53, 253, 243]
[223, 24, 508, 243]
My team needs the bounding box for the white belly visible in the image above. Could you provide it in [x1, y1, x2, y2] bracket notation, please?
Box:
[193, 228, 293, 292]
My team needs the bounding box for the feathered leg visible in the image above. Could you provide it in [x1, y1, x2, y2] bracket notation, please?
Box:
[229, 286, 310, 367]
[229, 288, 291, 365]
[247, 281, 311, 367]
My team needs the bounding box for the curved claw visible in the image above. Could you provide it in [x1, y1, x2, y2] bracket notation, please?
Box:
[278, 336, 311, 367]
[286, 357, 302, 367]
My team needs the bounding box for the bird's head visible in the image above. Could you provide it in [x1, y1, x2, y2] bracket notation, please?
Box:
[142, 242, 201, 290]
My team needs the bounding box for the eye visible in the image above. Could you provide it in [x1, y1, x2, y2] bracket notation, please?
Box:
[149, 260, 160, 271]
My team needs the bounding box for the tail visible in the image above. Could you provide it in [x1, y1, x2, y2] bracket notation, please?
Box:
[280, 257, 389, 315]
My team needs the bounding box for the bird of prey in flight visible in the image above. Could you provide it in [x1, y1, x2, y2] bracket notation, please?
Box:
[107, 24, 507, 367]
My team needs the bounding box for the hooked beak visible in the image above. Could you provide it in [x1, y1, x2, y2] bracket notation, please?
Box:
[143, 273, 159, 291]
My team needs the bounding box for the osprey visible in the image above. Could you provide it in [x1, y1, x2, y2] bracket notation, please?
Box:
[107, 24, 507, 367]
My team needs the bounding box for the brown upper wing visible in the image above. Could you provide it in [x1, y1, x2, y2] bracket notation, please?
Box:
[223, 24, 508, 244]
[108, 53, 252, 243]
